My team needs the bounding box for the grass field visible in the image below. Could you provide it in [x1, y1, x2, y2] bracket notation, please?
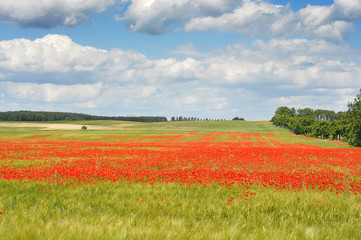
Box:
[0, 121, 360, 239]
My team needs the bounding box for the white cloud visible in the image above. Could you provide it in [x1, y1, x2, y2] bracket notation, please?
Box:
[298, 4, 334, 27]
[121, 0, 239, 34]
[268, 87, 358, 112]
[0, 34, 150, 84]
[1, 35, 361, 119]
[126, 57, 205, 84]
[172, 43, 208, 58]
[1, 35, 361, 89]
[137, 85, 158, 98]
[184, 0, 357, 41]
[0, 35, 209, 85]
[209, 97, 227, 110]
[172, 87, 228, 113]
[0, 35, 107, 72]
[185, 0, 289, 36]
[334, 0, 361, 21]
[182, 96, 198, 105]
[0, 81, 103, 103]
[199, 39, 361, 89]
[119, 0, 361, 41]
[1, 0, 360, 41]
[0, 0, 116, 28]
[296, 2, 355, 41]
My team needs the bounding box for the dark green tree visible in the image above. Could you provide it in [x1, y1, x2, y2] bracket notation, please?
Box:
[232, 117, 245, 121]
[274, 106, 295, 117]
[297, 108, 314, 118]
[346, 89, 361, 147]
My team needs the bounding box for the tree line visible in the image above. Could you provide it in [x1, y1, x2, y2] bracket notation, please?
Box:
[271, 89, 361, 147]
[0, 111, 168, 122]
[170, 116, 226, 121]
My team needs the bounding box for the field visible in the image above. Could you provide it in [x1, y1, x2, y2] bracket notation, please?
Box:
[0, 121, 360, 239]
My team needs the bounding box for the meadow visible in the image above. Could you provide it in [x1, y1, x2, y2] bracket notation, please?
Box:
[0, 120, 360, 239]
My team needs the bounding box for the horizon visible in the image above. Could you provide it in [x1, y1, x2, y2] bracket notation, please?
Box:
[0, 107, 347, 122]
[1, 0, 361, 121]
[0, 109, 247, 121]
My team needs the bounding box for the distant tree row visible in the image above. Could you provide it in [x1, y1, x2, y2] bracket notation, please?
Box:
[271, 89, 361, 147]
[0, 111, 168, 122]
[170, 116, 226, 121]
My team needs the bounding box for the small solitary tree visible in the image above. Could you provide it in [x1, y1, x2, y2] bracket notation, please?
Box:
[81, 125, 87, 130]
[232, 117, 245, 121]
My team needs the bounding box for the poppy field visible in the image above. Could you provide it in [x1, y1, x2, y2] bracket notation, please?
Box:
[0, 121, 360, 239]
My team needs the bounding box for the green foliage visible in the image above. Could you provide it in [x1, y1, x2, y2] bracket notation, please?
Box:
[271, 106, 351, 142]
[232, 117, 245, 121]
[346, 89, 361, 147]
[274, 106, 296, 117]
[0, 111, 168, 122]
[294, 116, 315, 135]
[271, 107, 295, 129]
[81, 126, 87, 130]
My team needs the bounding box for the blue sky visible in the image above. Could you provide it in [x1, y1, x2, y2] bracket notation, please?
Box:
[0, 0, 361, 120]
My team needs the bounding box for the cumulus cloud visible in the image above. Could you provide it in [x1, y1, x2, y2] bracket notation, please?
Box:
[295, 3, 356, 41]
[121, 0, 239, 34]
[1, 0, 360, 41]
[0, 34, 151, 84]
[1, 34, 361, 119]
[185, 0, 291, 36]
[0, 35, 210, 86]
[1, 35, 361, 88]
[119, 0, 361, 41]
[184, 0, 358, 41]
[0, 0, 116, 28]
[334, 0, 361, 21]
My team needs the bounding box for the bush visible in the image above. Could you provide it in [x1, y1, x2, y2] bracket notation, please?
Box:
[232, 117, 245, 121]
[81, 126, 87, 130]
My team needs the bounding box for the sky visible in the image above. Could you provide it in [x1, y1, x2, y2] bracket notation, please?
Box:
[0, 0, 361, 120]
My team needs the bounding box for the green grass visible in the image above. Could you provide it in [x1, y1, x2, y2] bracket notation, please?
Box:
[0, 180, 360, 240]
[0, 120, 287, 132]
[0, 120, 351, 148]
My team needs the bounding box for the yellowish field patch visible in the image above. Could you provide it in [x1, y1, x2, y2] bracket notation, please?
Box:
[0, 122, 114, 130]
